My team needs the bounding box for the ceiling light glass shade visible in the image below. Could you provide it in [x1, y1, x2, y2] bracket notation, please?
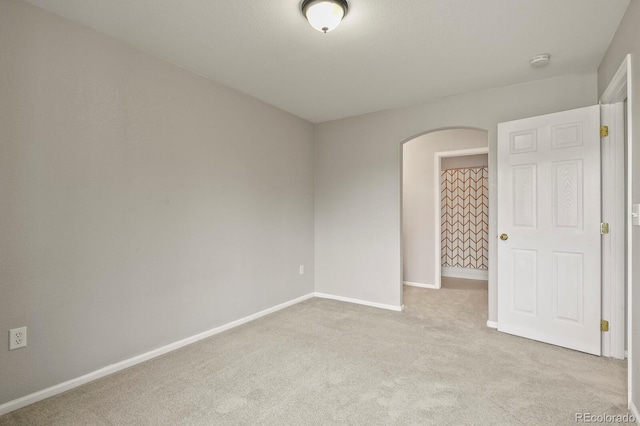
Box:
[302, 0, 348, 33]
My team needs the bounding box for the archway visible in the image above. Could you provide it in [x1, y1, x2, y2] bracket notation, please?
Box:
[400, 127, 489, 307]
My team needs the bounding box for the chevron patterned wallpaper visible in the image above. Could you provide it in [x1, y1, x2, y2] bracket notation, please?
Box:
[440, 167, 489, 270]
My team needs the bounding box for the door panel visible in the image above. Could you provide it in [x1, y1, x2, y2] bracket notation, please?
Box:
[498, 105, 601, 355]
[512, 165, 537, 227]
[512, 249, 537, 314]
[552, 251, 583, 323]
[553, 160, 582, 228]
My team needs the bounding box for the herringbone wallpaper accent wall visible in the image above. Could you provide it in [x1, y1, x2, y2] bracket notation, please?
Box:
[440, 167, 488, 270]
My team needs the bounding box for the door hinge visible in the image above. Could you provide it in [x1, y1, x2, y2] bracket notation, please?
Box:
[601, 320, 609, 332]
[600, 223, 610, 234]
[600, 125, 609, 138]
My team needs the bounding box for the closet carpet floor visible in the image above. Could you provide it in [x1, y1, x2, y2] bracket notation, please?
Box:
[0, 278, 629, 425]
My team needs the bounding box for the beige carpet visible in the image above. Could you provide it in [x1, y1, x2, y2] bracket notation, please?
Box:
[0, 278, 630, 425]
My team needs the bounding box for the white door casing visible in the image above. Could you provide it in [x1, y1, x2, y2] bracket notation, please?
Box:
[497, 105, 601, 355]
[600, 102, 626, 359]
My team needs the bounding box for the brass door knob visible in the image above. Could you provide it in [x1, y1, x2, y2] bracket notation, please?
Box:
[500, 233, 509, 241]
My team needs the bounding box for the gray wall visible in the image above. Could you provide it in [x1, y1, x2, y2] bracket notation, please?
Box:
[315, 72, 597, 314]
[441, 154, 488, 170]
[403, 129, 487, 285]
[597, 0, 640, 412]
[0, 0, 314, 405]
[598, 0, 640, 98]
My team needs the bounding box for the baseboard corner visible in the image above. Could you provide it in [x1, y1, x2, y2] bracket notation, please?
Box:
[313, 292, 402, 312]
[403, 281, 439, 289]
[486, 320, 498, 329]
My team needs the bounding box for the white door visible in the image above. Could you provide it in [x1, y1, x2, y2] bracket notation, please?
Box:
[497, 105, 601, 355]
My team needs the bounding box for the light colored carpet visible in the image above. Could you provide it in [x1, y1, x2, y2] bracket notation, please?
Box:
[0, 278, 630, 425]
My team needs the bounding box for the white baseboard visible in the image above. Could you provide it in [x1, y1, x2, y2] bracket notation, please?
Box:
[629, 400, 640, 425]
[314, 292, 403, 312]
[0, 291, 406, 416]
[441, 267, 488, 281]
[403, 281, 439, 289]
[486, 320, 498, 329]
[0, 292, 315, 417]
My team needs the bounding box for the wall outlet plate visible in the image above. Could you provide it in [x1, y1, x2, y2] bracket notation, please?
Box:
[299, 265, 304, 275]
[9, 327, 27, 350]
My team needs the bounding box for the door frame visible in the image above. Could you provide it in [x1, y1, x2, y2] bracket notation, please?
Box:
[600, 53, 635, 408]
[600, 101, 626, 360]
[433, 147, 489, 289]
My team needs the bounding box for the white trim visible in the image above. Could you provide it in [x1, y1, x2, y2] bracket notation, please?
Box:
[600, 53, 634, 409]
[601, 56, 629, 105]
[612, 100, 627, 360]
[441, 266, 489, 281]
[403, 281, 439, 289]
[0, 293, 315, 417]
[433, 154, 442, 290]
[437, 147, 491, 157]
[486, 321, 498, 329]
[628, 53, 637, 413]
[601, 102, 612, 357]
[313, 292, 403, 312]
[630, 400, 640, 425]
[600, 101, 626, 360]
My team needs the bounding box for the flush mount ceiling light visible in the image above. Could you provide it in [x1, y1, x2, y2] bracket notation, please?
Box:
[530, 54, 551, 68]
[301, 0, 348, 33]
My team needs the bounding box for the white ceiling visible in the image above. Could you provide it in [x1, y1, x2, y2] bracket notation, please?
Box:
[24, 0, 630, 123]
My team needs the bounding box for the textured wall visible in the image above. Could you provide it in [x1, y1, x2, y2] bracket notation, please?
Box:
[315, 72, 598, 315]
[440, 167, 489, 270]
[0, 0, 314, 405]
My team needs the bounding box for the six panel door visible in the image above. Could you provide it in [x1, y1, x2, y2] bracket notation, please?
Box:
[497, 105, 601, 355]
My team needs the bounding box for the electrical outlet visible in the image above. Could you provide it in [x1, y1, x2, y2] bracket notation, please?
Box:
[9, 327, 27, 350]
[299, 265, 305, 275]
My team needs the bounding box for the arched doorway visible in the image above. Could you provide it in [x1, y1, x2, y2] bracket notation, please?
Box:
[400, 128, 489, 309]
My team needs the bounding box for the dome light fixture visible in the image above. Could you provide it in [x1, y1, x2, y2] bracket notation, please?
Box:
[301, 0, 348, 33]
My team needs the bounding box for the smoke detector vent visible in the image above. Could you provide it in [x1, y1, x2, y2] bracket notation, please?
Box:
[530, 54, 551, 68]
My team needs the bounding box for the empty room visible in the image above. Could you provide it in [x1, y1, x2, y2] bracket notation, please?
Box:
[1, 0, 640, 424]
